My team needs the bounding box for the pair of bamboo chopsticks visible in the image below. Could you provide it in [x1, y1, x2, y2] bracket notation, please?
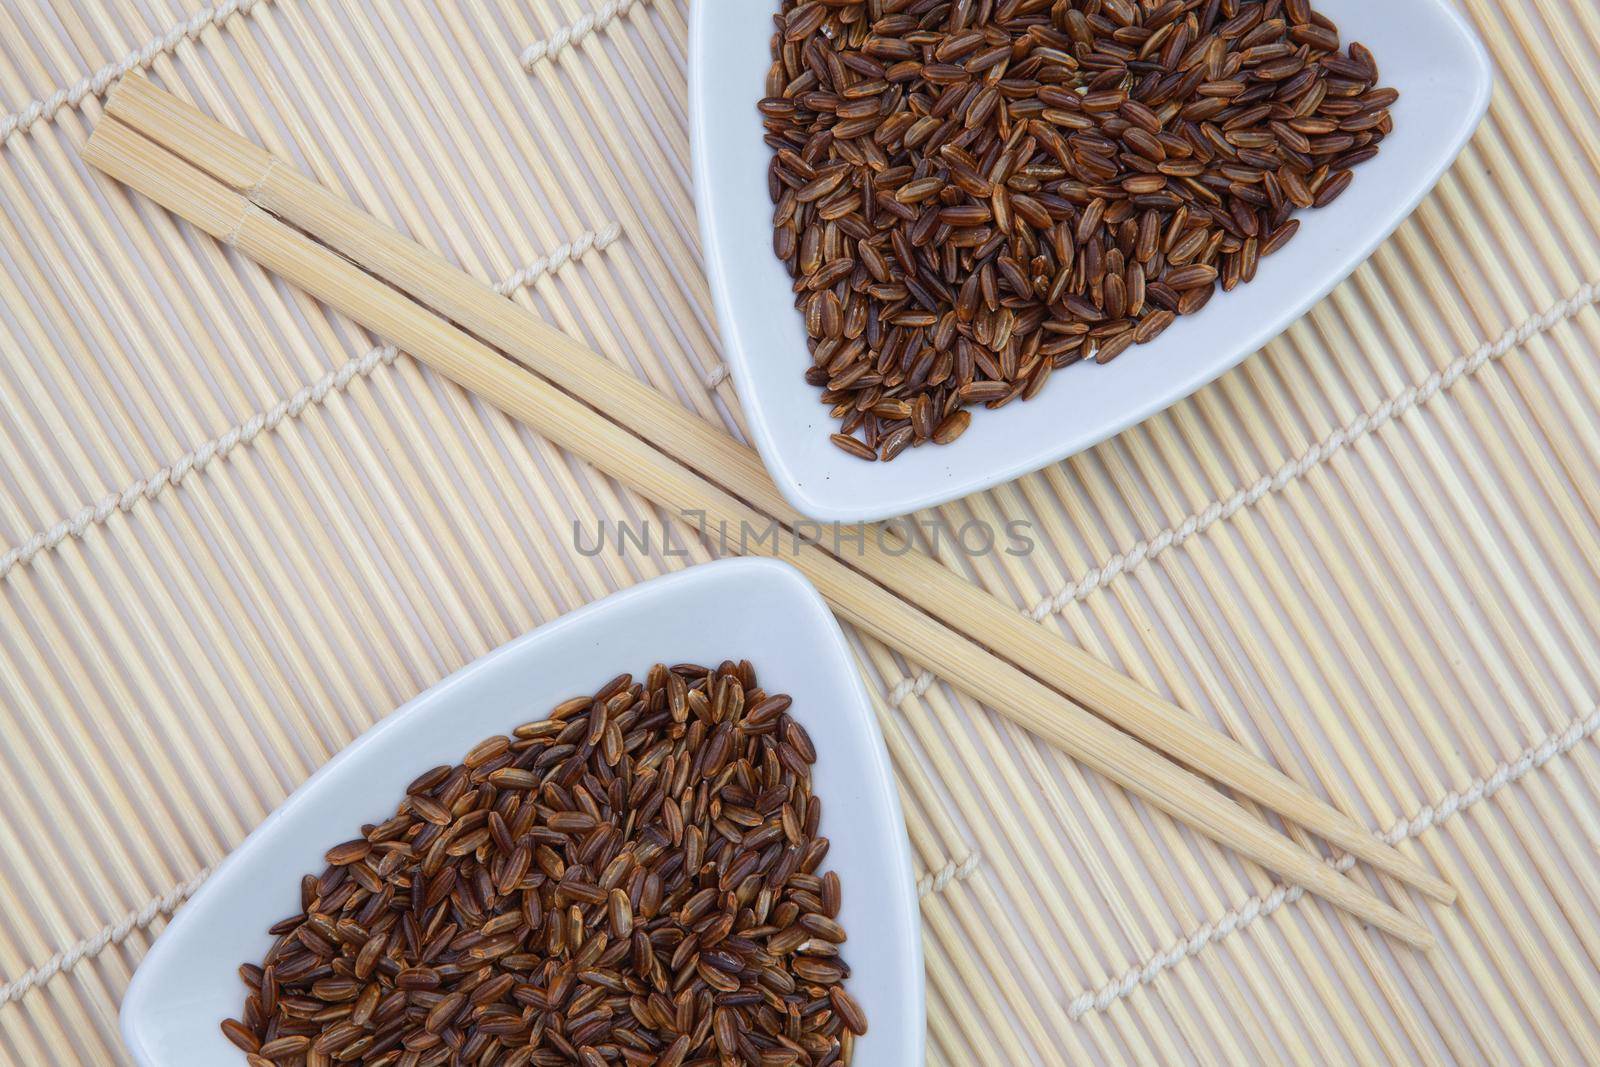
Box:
[84, 74, 1446, 946]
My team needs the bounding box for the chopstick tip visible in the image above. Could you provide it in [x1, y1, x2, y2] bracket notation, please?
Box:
[1370, 902, 1435, 951]
[1398, 918, 1436, 952]
[1366, 848, 1456, 905]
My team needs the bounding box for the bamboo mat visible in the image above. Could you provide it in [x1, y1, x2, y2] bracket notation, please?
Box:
[1, 0, 1599, 1063]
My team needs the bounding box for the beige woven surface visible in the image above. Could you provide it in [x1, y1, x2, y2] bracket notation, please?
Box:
[2, 0, 1599, 1063]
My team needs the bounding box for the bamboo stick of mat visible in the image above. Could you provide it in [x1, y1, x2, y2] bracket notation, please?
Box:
[79, 116, 1436, 948]
[102, 74, 1451, 905]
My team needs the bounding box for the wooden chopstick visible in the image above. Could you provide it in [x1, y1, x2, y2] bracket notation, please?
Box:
[102, 74, 1451, 906]
[83, 110, 1435, 947]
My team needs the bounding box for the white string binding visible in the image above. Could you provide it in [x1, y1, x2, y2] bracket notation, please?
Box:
[1064, 701, 1600, 1019]
[1027, 280, 1600, 622]
[701, 363, 731, 389]
[0, 0, 269, 146]
[0, 865, 212, 1008]
[887, 669, 937, 707]
[0, 222, 621, 583]
[520, 0, 652, 69]
[917, 852, 982, 898]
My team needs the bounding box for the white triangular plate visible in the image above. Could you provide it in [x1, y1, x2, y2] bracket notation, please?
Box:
[692, 0, 1492, 522]
[121, 558, 924, 1065]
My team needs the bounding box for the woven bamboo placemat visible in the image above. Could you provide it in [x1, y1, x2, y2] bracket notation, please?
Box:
[2, 0, 1599, 1063]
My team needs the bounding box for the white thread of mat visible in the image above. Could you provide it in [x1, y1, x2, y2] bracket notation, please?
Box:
[0, 222, 621, 583]
[0, 0, 269, 146]
[520, 0, 652, 69]
[917, 852, 981, 898]
[887, 669, 938, 708]
[702, 363, 731, 389]
[0, 865, 211, 1008]
[1064, 700, 1600, 1019]
[0, 851, 976, 1007]
[1027, 280, 1600, 622]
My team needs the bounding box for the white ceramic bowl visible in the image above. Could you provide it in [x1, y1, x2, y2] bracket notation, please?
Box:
[691, 0, 1491, 523]
[120, 558, 923, 1066]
